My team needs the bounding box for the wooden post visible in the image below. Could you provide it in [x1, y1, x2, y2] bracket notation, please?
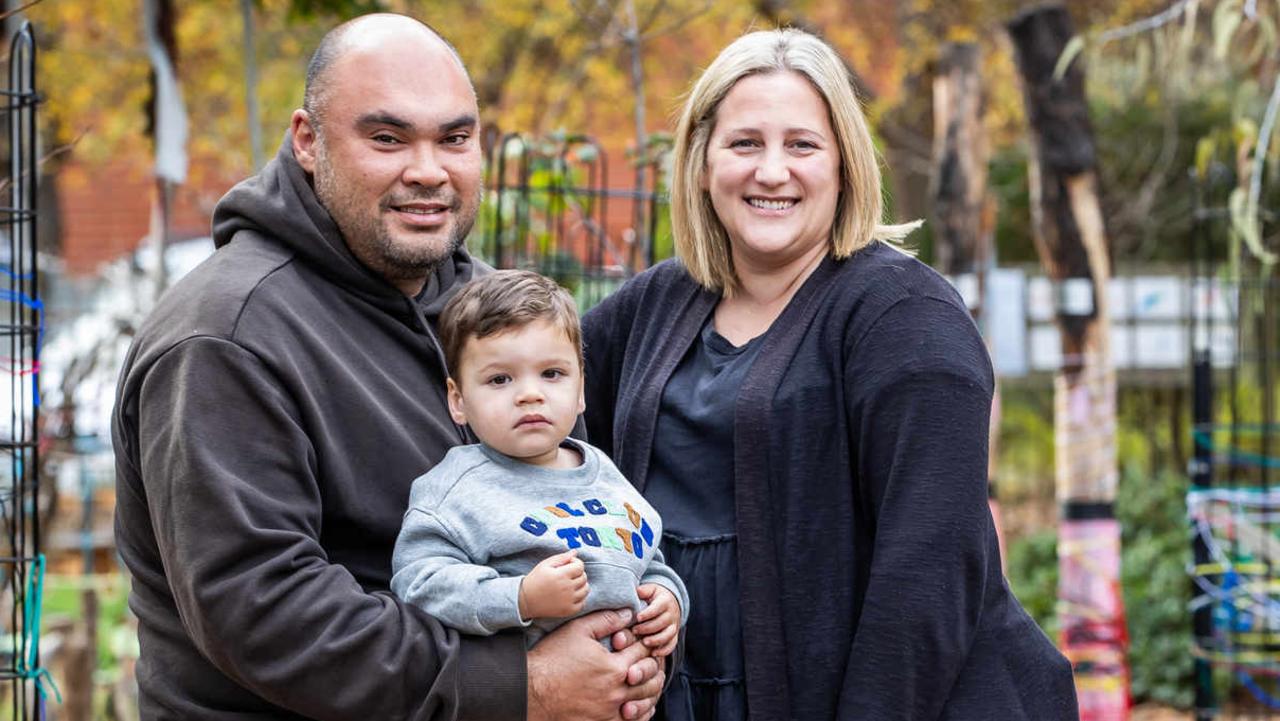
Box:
[1008, 6, 1129, 719]
[62, 589, 98, 721]
[928, 42, 1006, 562]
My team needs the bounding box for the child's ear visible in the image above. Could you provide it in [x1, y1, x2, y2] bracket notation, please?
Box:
[446, 378, 468, 426]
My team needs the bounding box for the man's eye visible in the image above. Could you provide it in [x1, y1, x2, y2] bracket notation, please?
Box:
[443, 133, 470, 146]
[372, 133, 401, 145]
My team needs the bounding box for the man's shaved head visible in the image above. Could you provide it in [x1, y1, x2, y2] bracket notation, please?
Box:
[302, 14, 471, 132]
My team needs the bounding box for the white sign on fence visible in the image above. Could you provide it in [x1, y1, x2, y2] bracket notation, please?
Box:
[945, 270, 1238, 377]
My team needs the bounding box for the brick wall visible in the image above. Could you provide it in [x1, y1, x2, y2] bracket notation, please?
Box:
[55, 158, 238, 276]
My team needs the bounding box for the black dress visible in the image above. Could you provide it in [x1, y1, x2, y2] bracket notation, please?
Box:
[646, 319, 764, 721]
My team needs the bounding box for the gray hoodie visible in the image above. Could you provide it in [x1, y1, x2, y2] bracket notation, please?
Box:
[112, 136, 523, 720]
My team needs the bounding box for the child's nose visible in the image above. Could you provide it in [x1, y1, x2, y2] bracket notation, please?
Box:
[515, 380, 545, 403]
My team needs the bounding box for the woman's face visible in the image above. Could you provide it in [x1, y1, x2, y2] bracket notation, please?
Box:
[703, 71, 841, 272]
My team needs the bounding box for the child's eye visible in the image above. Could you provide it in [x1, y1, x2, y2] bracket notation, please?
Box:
[542, 369, 566, 380]
[486, 374, 511, 386]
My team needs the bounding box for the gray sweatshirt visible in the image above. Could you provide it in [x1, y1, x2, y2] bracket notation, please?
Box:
[392, 438, 689, 646]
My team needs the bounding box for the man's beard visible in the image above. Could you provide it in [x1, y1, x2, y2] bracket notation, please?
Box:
[313, 143, 478, 284]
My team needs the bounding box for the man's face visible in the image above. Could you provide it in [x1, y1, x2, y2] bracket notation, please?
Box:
[293, 34, 482, 295]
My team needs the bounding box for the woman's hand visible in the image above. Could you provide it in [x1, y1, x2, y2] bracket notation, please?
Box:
[519, 550, 589, 621]
[633, 583, 680, 657]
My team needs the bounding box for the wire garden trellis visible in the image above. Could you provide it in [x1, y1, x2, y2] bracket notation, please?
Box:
[0, 21, 52, 721]
[1188, 168, 1280, 719]
[476, 131, 673, 309]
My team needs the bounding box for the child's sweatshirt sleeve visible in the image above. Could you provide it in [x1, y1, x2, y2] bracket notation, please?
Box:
[391, 506, 529, 636]
[639, 547, 690, 626]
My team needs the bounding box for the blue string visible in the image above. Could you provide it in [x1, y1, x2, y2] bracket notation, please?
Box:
[1238, 670, 1280, 709]
[18, 555, 61, 705]
[0, 288, 43, 408]
[1193, 430, 1280, 469]
[1195, 424, 1280, 434]
[0, 264, 32, 281]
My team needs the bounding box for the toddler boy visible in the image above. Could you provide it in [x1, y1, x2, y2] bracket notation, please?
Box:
[391, 270, 688, 652]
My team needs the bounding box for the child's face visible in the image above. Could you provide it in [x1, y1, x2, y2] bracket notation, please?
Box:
[446, 318, 585, 467]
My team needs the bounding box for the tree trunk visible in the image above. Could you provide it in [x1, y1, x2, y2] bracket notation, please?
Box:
[241, 0, 262, 172]
[144, 0, 180, 297]
[1007, 6, 1129, 720]
[929, 41, 1006, 561]
[930, 42, 987, 278]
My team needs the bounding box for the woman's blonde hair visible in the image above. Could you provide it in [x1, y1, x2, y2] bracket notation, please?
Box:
[670, 28, 921, 294]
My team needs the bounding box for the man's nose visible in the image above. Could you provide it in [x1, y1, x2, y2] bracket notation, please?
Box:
[403, 145, 449, 187]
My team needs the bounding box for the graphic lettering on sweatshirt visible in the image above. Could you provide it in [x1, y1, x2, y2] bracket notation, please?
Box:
[518, 498, 656, 559]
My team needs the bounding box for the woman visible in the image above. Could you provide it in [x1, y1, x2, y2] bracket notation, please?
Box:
[582, 28, 1078, 721]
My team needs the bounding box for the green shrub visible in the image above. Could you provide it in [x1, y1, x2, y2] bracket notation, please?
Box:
[1118, 465, 1193, 708]
[1005, 463, 1193, 708]
[1006, 528, 1059, 637]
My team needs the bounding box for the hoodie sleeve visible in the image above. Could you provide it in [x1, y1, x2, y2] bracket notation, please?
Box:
[136, 335, 525, 721]
[392, 506, 529, 636]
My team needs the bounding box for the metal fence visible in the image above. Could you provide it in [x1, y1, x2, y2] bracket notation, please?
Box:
[475, 131, 672, 309]
[0, 22, 48, 721]
[1187, 170, 1280, 719]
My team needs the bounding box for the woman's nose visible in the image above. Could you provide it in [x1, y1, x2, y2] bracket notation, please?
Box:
[754, 148, 790, 186]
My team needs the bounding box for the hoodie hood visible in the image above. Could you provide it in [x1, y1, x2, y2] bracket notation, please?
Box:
[211, 133, 479, 322]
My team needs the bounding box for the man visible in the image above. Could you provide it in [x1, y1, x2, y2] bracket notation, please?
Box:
[113, 14, 662, 720]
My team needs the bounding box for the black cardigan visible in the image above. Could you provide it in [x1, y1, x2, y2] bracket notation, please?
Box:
[582, 242, 1078, 721]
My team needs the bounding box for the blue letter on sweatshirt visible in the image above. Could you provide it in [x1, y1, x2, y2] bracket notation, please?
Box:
[557, 527, 583, 549]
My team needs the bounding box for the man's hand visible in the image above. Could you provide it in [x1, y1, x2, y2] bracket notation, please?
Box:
[520, 550, 589, 621]
[528, 609, 665, 721]
[633, 584, 680, 657]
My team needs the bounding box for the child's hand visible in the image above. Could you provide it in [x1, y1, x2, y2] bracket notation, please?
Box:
[519, 550, 589, 621]
[633, 583, 680, 657]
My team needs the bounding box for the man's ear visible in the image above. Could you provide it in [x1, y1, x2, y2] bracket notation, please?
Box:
[291, 109, 319, 174]
[446, 378, 468, 426]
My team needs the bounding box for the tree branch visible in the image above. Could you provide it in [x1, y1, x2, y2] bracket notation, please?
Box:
[1097, 0, 1196, 45]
